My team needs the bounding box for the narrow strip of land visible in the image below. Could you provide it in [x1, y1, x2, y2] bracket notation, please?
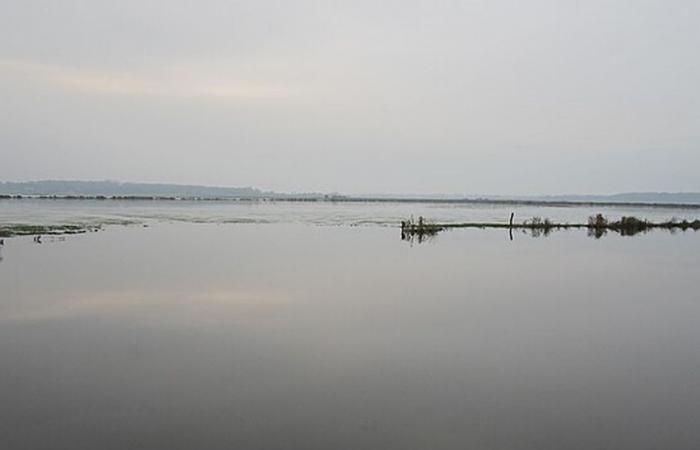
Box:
[401, 214, 700, 239]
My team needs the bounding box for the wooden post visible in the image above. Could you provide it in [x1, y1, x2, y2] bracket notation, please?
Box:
[509, 212, 514, 241]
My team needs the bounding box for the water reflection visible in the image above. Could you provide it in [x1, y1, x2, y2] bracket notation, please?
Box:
[2, 224, 700, 449]
[400, 225, 657, 244]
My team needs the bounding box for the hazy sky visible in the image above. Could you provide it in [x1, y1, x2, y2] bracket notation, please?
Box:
[1, 0, 698, 195]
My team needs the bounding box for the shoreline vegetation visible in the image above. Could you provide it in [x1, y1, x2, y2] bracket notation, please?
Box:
[1, 194, 700, 210]
[401, 214, 700, 241]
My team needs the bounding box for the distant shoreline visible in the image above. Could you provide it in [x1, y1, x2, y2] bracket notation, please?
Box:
[2, 194, 700, 209]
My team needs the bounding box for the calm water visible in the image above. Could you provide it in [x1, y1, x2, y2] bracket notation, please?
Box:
[1, 203, 700, 449]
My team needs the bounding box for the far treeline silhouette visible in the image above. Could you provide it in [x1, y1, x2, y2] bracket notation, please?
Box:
[0, 180, 325, 199]
[2, 181, 700, 205]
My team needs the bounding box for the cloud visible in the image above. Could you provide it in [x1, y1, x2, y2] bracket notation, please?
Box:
[3, 288, 291, 322]
[0, 59, 296, 100]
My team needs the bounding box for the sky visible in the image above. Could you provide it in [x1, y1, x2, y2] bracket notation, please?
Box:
[1, 0, 699, 195]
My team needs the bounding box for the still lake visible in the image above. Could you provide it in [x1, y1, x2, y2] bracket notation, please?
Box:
[1, 200, 699, 449]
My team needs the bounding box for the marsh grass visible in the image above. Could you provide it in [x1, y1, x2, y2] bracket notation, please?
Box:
[586, 215, 700, 238]
[400, 216, 443, 243]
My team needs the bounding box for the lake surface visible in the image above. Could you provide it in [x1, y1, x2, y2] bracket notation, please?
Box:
[1, 201, 700, 449]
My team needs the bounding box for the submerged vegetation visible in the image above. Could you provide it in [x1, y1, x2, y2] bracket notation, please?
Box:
[0, 218, 142, 239]
[401, 214, 700, 241]
[0, 224, 99, 238]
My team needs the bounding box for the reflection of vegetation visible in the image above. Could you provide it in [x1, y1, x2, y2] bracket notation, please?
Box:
[401, 214, 700, 242]
[0, 224, 97, 238]
[522, 217, 556, 237]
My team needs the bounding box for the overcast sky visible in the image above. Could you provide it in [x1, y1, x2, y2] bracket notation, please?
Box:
[1, 0, 698, 195]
